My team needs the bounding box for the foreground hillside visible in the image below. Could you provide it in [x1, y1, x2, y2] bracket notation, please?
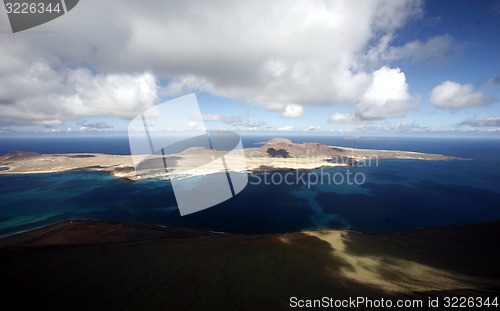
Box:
[1, 220, 499, 310]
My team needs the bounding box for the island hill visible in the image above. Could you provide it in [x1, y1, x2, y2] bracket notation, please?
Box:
[0, 138, 461, 181]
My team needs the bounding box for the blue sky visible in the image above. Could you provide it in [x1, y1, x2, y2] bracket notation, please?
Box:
[0, 0, 499, 136]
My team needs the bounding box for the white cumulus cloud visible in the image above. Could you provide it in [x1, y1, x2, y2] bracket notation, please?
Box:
[329, 66, 415, 123]
[430, 81, 493, 109]
[201, 114, 267, 128]
[277, 126, 294, 131]
[281, 104, 304, 118]
[356, 66, 413, 119]
[0, 62, 158, 125]
[329, 113, 362, 124]
[305, 125, 321, 131]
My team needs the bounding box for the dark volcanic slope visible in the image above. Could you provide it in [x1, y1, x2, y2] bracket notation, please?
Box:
[250, 138, 346, 157]
[1, 221, 499, 311]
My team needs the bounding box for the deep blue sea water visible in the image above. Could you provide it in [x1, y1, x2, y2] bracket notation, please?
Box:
[0, 135, 499, 236]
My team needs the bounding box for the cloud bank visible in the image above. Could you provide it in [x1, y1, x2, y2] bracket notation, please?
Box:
[0, 0, 464, 127]
[458, 117, 500, 127]
[0, 63, 157, 125]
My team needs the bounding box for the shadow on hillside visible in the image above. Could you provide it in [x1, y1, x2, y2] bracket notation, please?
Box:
[3, 221, 500, 310]
[0, 230, 401, 311]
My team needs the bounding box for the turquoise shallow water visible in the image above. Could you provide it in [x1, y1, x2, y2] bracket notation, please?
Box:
[0, 136, 499, 236]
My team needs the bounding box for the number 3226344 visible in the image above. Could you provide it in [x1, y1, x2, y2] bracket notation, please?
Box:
[5, 2, 61, 14]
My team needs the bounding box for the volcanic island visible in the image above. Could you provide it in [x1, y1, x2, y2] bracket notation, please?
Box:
[0, 138, 461, 181]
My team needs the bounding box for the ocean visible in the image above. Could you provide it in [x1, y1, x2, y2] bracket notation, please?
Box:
[0, 135, 499, 236]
